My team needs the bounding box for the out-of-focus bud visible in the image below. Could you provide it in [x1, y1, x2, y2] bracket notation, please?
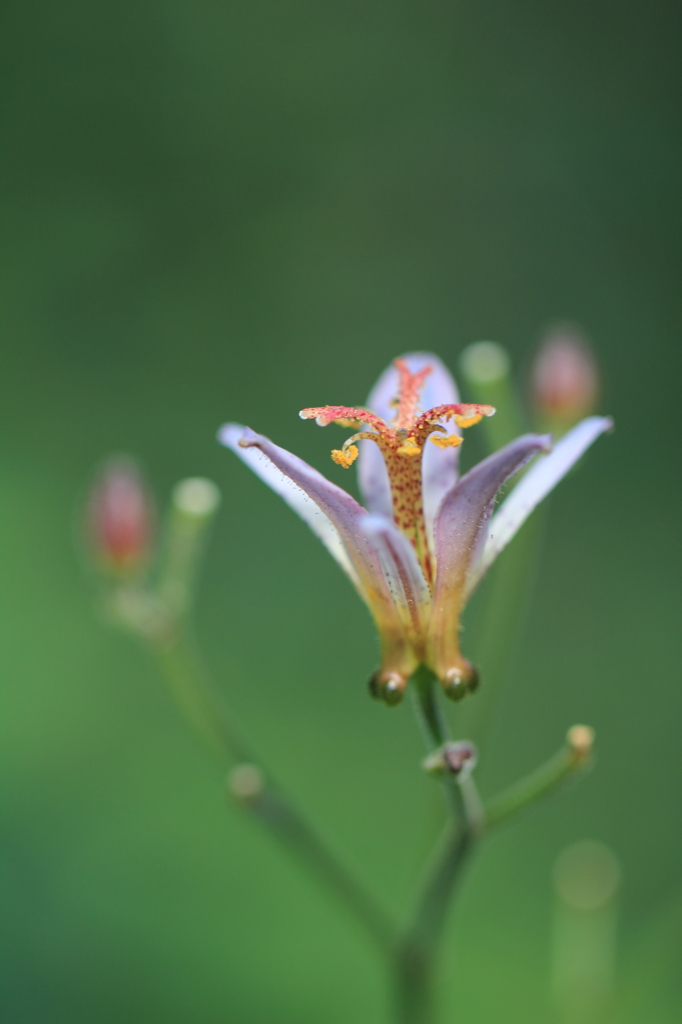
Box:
[532, 325, 599, 428]
[172, 477, 221, 519]
[86, 456, 154, 575]
[459, 341, 525, 452]
[551, 840, 621, 1024]
[157, 477, 221, 618]
[228, 763, 264, 804]
[565, 725, 595, 773]
[460, 340, 511, 385]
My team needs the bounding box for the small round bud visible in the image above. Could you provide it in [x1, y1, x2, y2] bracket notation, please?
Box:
[567, 724, 595, 762]
[86, 457, 154, 575]
[368, 670, 406, 706]
[443, 663, 479, 701]
[383, 679, 403, 705]
[172, 477, 221, 518]
[228, 763, 264, 803]
[553, 840, 621, 911]
[460, 341, 511, 384]
[532, 325, 599, 425]
[444, 674, 466, 701]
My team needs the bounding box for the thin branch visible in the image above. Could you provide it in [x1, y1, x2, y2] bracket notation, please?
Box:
[484, 725, 595, 829]
[153, 632, 398, 958]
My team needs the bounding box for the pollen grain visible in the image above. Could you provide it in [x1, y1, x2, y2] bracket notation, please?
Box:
[430, 434, 464, 449]
[331, 445, 359, 468]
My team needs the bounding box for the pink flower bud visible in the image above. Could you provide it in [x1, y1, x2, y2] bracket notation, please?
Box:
[86, 457, 154, 573]
[532, 325, 599, 424]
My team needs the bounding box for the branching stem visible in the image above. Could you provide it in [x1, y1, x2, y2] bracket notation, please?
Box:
[484, 726, 594, 829]
[395, 667, 485, 1023]
[153, 631, 398, 959]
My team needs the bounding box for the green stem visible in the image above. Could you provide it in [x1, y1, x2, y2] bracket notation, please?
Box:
[484, 726, 594, 829]
[411, 665, 461, 819]
[152, 632, 398, 957]
[412, 666, 450, 747]
[396, 668, 485, 1023]
[247, 786, 397, 955]
[154, 635, 249, 767]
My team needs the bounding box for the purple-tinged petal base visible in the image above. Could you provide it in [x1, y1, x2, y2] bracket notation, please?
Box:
[428, 433, 551, 696]
[218, 423, 417, 698]
[361, 515, 431, 659]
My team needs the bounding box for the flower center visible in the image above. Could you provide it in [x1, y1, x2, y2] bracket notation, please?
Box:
[300, 359, 495, 584]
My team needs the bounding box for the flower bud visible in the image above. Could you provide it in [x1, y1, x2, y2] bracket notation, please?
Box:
[228, 763, 264, 803]
[567, 724, 595, 764]
[460, 341, 511, 385]
[172, 477, 221, 519]
[86, 457, 154, 574]
[459, 341, 525, 452]
[553, 840, 620, 912]
[532, 325, 599, 426]
[551, 841, 621, 1021]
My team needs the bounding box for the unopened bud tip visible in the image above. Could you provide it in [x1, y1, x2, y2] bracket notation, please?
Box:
[553, 840, 621, 910]
[172, 478, 221, 517]
[228, 763, 264, 801]
[532, 325, 599, 422]
[86, 456, 153, 573]
[460, 341, 511, 384]
[567, 724, 595, 756]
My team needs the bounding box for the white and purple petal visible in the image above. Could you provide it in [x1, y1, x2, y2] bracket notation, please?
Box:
[427, 434, 551, 690]
[468, 415, 613, 594]
[218, 423, 363, 594]
[218, 423, 418, 691]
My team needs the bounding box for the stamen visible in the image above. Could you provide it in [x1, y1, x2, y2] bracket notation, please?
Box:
[300, 406, 388, 433]
[331, 445, 359, 468]
[418, 403, 495, 428]
[301, 384, 495, 591]
[430, 434, 464, 449]
[455, 412, 484, 428]
[396, 437, 422, 457]
[414, 403, 496, 442]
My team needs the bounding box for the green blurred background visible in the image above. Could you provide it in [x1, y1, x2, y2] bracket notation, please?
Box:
[2, 1, 680, 1021]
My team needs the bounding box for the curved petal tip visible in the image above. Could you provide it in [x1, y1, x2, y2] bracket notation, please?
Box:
[217, 422, 245, 448]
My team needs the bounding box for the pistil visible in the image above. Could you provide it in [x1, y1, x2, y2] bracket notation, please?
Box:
[300, 359, 495, 586]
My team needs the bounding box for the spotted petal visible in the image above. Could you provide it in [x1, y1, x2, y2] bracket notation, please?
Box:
[428, 434, 551, 692]
[467, 415, 613, 596]
[218, 423, 417, 689]
[358, 352, 462, 541]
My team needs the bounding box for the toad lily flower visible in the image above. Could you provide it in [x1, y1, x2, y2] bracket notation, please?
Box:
[218, 354, 611, 704]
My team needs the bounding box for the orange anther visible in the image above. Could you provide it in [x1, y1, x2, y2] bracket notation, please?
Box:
[331, 445, 359, 468]
[430, 434, 464, 449]
[454, 413, 484, 428]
